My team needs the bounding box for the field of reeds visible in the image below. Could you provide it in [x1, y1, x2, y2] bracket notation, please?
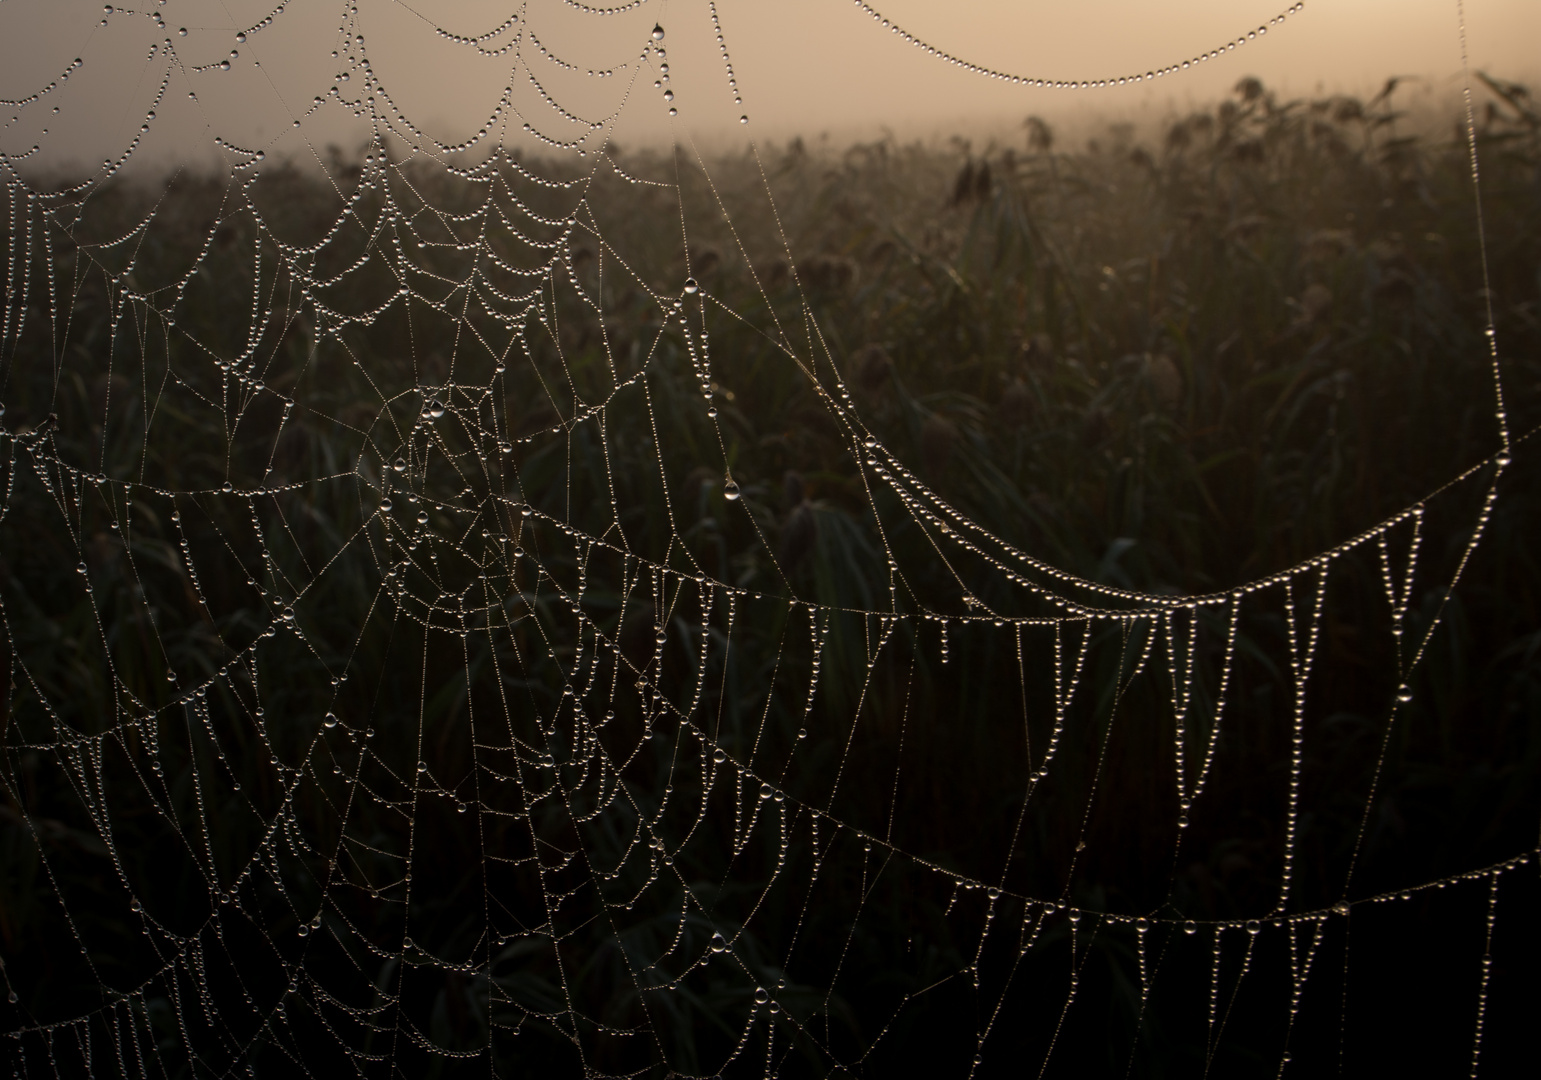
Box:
[1, 75, 1539, 1076]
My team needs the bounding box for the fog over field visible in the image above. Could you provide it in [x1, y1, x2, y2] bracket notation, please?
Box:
[1, 0, 1537, 174]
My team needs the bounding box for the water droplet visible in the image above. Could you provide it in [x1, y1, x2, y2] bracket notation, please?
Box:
[652, 24, 665, 40]
[754, 987, 769, 1004]
[723, 479, 741, 501]
[1396, 685, 1412, 703]
[297, 924, 309, 936]
[324, 713, 337, 728]
[1184, 920, 1197, 935]
[710, 932, 726, 952]
[282, 607, 295, 622]
[393, 457, 406, 473]
[222, 481, 234, 493]
[713, 748, 726, 764]
[417, 511, 429, 525]
[380, 498, 392, 511]
[759, 783, 773, 800]
[428, 400, 445, 419]
[684, 277, 698, 294]
[521, 504, 533, 517]
[7, 991, 16, 1004]
[77, 561, 87, 574]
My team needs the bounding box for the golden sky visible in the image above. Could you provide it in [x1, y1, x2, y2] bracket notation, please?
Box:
[1, 0, 1536, 172]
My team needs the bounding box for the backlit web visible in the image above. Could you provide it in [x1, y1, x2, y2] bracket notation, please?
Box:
[1, 1, 1537, 1076]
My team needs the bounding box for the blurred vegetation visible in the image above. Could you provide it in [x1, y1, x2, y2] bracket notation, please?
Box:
[1, 76, 1538, 1076]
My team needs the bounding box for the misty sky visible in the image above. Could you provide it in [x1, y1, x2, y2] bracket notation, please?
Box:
[1, 0, 1536, 173]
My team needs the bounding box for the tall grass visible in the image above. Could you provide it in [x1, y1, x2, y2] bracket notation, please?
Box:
[0, 76, 1538, 1076]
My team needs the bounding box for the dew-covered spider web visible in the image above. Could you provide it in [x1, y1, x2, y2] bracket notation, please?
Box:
[1, 1, 1538, 1077]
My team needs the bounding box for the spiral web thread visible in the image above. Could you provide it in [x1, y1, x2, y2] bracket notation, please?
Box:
[0, 1, 1531, 1076]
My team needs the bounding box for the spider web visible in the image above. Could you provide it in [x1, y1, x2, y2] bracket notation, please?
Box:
[0, 2, 1535, 1077]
